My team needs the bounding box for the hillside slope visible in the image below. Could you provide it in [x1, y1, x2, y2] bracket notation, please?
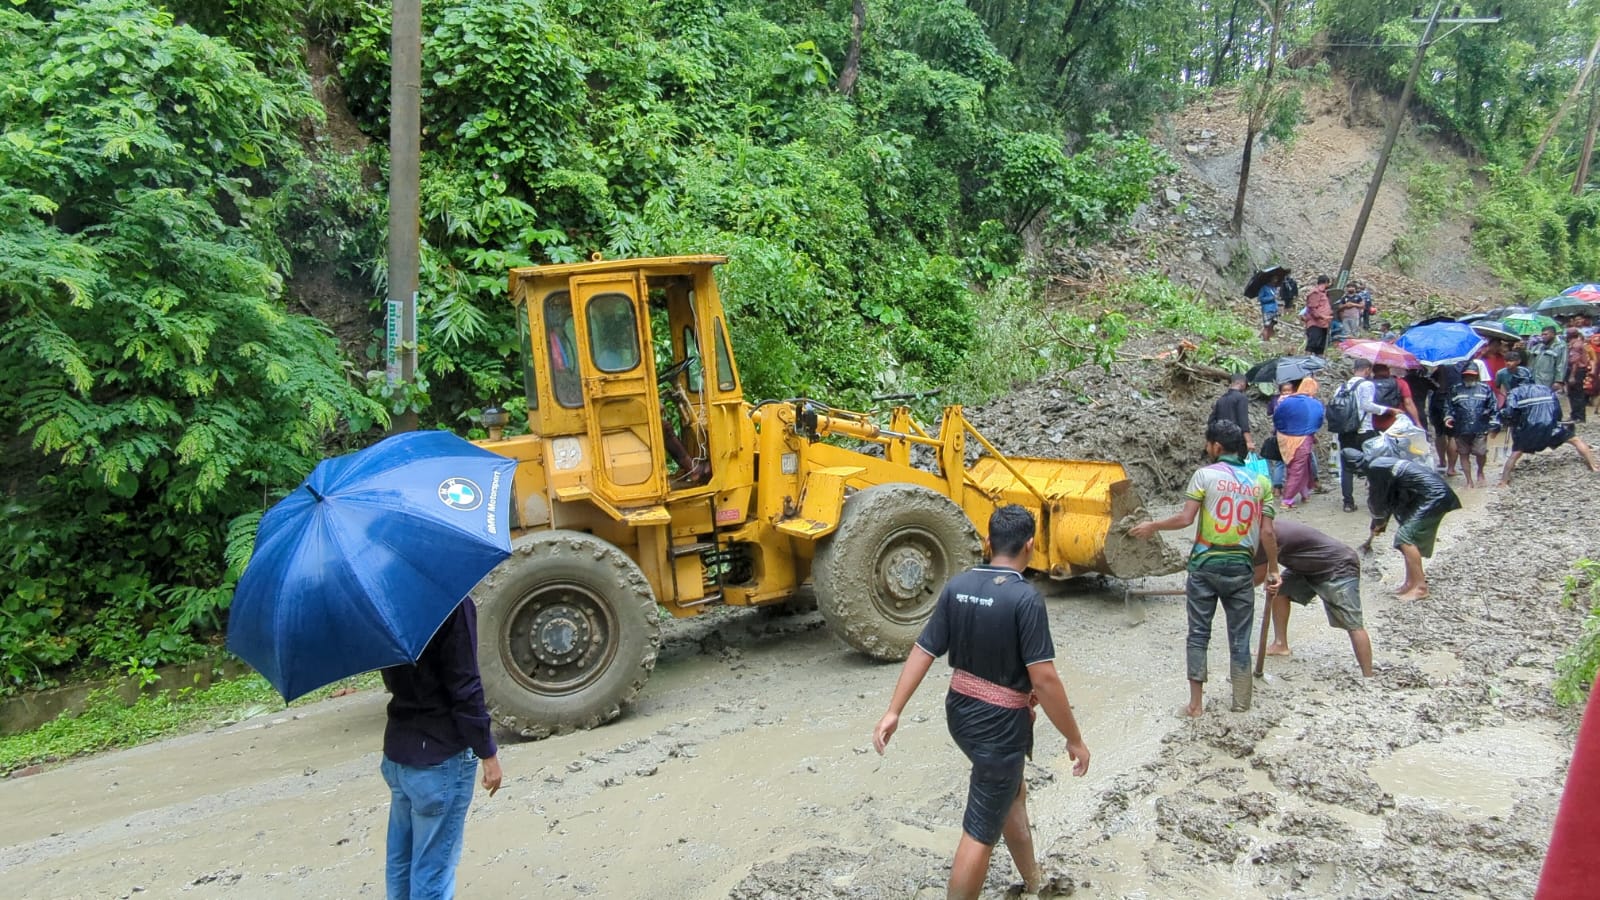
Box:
[1187, 82, 1502, 304]
[1049, 80, 1506, 318]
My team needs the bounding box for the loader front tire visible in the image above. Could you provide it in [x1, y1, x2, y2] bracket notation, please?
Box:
[475, 530, 660, 740]
[813, 484, 981, 660]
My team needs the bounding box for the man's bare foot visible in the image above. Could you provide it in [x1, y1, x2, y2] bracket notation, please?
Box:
[1496, 480, 1511, 488]
[1396, 587, 1429, 601]
[1176, 703, 1203, 718]
[1265, 642, 1291, 657]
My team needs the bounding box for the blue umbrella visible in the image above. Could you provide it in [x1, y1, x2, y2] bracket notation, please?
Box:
[1395, 321, 1487, 366]
[228, 431, 517, 701]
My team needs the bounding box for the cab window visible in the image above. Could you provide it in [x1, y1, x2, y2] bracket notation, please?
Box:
[544, 291, 582, 408]
[682, 325, 704, 393]
[714, 318, 737, 391]
[518, 301, 538, 410]
[587, 293, 641, 373]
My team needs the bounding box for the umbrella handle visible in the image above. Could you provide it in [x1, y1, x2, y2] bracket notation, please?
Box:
[305, 485, 324, 501]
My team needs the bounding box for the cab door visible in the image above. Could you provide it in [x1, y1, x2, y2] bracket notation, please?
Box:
[569, 274, 669, 503]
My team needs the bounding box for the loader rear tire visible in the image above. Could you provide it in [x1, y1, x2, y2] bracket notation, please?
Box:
[813, 484, 981, 660]
[475, 530, 660, 740]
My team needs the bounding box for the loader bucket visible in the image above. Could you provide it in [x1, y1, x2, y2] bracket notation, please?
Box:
[966, 457, 1184, 579]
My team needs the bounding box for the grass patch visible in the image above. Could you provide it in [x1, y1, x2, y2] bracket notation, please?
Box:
[950, 274, 1129, 404]
[1103, 273, 1261, 371]
[0, 670, 381, 774]
[1555, 559, 1600, 706]
[1392, 149, 1469, 276]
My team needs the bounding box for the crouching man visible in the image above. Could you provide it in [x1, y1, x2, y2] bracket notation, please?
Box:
[872, 505, 1090, 900]
[1255, 519, 1374, 676]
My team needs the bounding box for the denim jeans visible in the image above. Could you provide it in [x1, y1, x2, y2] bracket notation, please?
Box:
[1339, 430, 1378, 504]
[1184, 562, 1256, 683]
[382, 748, 478, 900]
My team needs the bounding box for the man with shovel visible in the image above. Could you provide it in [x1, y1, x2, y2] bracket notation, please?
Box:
[1254, 520, 1374, 677]
[1130, 420, 1280, 716]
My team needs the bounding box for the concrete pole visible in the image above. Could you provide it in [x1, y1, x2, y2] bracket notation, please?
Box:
[387, 0, 421, 431]
[1334, 0, 1443, 292]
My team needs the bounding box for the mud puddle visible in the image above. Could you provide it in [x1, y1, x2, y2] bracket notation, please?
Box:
[1368, 721, 1567, 817]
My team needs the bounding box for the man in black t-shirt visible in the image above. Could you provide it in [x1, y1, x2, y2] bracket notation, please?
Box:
[1209, 373, 1254, 452]
[1252, 520, 1373, 676]
[873, 505, 1090, 900]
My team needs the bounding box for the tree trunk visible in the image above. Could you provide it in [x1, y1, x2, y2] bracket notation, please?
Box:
[1574, 79, 1600, 196]
[1231, 0, 1283, 235]
[1232, 125, 1258, 234]
[836, 0, 866, 97]
[1525, 32, 1600, 175]
[1211, 0, 1243, 87]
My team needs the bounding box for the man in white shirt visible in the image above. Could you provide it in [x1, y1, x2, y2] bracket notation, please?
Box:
[1337, 359, 1398, 513]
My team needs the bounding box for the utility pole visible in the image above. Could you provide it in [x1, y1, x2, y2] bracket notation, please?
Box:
[1574, 77, 1600, 196]
[1335, 1, 1501, 291]
[386, 0, 421, 431]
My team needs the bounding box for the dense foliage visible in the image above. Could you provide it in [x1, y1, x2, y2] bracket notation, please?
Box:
[0, 1, 382, 690]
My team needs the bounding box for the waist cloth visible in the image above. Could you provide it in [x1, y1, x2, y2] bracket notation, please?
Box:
[946, 669, 1037, 846]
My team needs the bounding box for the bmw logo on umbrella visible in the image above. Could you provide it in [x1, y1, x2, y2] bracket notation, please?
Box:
[438, 477, 483, 511]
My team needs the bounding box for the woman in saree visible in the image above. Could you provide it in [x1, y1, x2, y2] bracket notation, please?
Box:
[1273, 377, 1324, 508]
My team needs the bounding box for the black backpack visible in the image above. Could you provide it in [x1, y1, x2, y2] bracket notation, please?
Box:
[1372, 376, 1402, 409]
[1326, 378, 1366, 434]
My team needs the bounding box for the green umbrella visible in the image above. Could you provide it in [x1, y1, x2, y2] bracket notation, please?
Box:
[1500, 312, 1561, 336]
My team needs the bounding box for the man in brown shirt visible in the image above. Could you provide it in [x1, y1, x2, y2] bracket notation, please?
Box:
[1302, 275, 1333, 356]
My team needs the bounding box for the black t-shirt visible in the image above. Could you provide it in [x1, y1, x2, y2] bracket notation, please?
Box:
[1252, 519, 1359, 581]
[918, 566, 1054, 753]
[1209, 389, 1252, 436]
[917, 566, 1054, 694]
[1427, 364, 1463, 420]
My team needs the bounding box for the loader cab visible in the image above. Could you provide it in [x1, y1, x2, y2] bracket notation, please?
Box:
[510, 255, 752, 514]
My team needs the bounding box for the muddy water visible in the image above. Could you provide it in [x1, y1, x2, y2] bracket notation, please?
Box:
[1368, 722, 1567, 817]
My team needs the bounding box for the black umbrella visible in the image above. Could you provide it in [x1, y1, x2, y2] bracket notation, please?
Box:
[1536, 295, 1595, 317]
[1482, 305, 1531, 320]
[1245, 355, 1327, 385]
[1471, 320, 1522, 343]
[1405, 315, 1459, 331]
[1243, 265, 1290, 300]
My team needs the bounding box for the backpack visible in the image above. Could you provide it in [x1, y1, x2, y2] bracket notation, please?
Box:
[1326, 378, 1367, 434]
[1372, 376, 1402, 409]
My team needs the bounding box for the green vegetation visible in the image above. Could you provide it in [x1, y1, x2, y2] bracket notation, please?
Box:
[1392, 148, 1470, 276]
[0, 670, 379, 773]
[1110, 274, 1261, 371]
[1554, 560, 1600, 706]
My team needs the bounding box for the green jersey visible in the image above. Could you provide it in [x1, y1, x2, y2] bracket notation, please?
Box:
[1183, 456, 1277, 570]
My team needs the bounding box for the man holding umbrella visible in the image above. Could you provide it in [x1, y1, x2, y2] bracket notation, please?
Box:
[227, 430, 519, 900]
[381, 599, 504, 899]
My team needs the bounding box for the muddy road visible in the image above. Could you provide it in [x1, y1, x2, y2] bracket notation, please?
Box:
[4, 429, 1591, 899]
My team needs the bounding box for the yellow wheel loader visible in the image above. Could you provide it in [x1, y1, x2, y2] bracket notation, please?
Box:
[473, 254, 1178, 738]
